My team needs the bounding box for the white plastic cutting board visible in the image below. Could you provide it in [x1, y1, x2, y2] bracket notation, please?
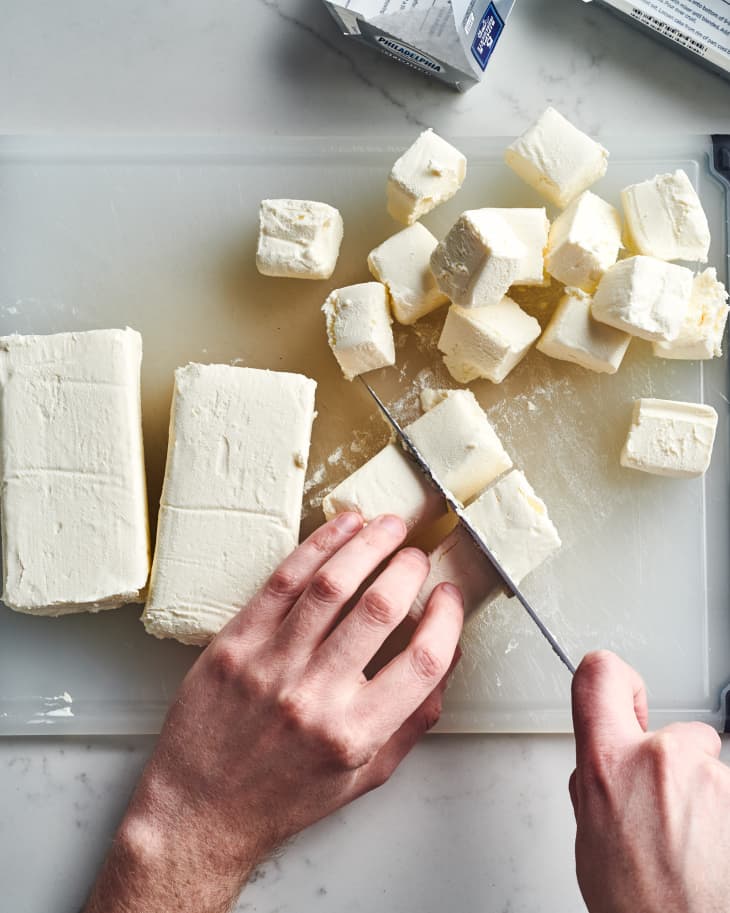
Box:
[0, 135, 727, 734]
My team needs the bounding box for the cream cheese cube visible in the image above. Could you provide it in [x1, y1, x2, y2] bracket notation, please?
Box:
[256, 199, 344, 280]
[323, 389, 512, 530]
[591, 256, 693, 343]
[0, 328, 150, 616]
[410, 469, 561, 621]
[487, 208, 550, 286]
[367, 223, 448, 325]
[537, 288, 631, 374]
[143, 364, 316, 645]
[653, 268, 729, 360]
[504, 107, 609, 209]
[322, 282, 395, 381]
[430, 210, 527, 308]
[621, 169, 710, 263]
[620, 398, 718, 479]
[438, 297, 541, 384]
[545, 192, 622, 292]
[387, 128, 466, 225]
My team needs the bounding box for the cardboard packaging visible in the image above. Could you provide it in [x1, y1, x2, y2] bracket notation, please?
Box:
[583, 0, 730, 80]
[322, 0, 516, 91]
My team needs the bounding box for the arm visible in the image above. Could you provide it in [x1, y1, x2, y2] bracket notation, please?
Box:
[570, 650, 730, 913]
[83, 512, 463, 913]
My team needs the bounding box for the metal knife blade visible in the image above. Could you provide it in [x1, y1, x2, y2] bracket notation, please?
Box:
[359, 378, 576, 676]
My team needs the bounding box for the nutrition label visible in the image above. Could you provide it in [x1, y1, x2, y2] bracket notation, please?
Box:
[595, 0, 730, 73]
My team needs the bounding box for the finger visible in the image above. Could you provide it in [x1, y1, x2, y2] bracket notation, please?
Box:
[354, 582, 464, 745]
[657, 721, 722, 759]
[572, 650, 648, 765]
[221, 512, 364, 642]
[271, 515, 408, 660]
[358, 648, 461, 793]
[310, 547, 430, 679]
[568, 769, 578, 818]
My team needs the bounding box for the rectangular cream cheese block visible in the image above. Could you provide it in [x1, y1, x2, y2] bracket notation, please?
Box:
[323, 389, 512, 530]
[322, 282, 395, 380]
[504, 107, 609, 209]
[545, 191, 622, 292]
[430, 209, 527, 308]
[387, 129, 466, 225]
[0, 328, 150, 615]
[621, 169, 710, 263]
[256, 199, 344, 280]
[410, 469, 561, 621]
[653, 268, 729, 360]
[487, 208, 550, 286]
[438, 296, 541, 384]
[537, 288, 631, 375]
[620, 398, 718, 479]
[367, 222, 448, 325]
[143, 364, 316, 645]
[591, 256, 693, 343]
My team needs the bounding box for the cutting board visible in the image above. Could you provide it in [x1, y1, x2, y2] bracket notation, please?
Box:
[0, 135, 727, 734]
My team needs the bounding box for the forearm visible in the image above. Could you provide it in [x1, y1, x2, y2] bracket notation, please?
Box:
[83, 774, 262, 913]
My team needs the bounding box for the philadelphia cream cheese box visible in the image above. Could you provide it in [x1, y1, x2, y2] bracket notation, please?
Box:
[583, 0, 730, 80]
[322, 0, 516, 90]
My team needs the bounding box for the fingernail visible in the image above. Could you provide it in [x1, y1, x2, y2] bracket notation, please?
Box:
[379, 514, 406, 535]
[336, 512, 362, 533]
[440, 582, 462, 601]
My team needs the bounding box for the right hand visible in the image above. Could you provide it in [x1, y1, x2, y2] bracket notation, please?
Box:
[570, 650, 730, 913]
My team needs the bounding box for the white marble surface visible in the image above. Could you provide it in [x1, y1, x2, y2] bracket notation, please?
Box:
[1, 2, 729, 912]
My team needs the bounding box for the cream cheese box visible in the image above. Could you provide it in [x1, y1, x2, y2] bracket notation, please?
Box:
[322, 0, 517, 91]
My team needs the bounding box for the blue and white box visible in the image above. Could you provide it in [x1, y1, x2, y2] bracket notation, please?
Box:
[322, 0, 516, 91]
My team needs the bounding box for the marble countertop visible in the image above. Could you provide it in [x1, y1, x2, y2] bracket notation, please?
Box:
[1, 2, 729, 911]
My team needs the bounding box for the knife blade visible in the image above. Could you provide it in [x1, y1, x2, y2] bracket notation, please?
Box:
[359, 378, 576, 676]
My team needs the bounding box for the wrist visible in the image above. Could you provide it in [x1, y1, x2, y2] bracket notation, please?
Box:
[85, 770, 265, 913]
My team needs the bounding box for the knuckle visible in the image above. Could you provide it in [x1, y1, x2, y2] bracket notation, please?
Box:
[421, 696, 443, 732]
[276, 687, 312, 729]
[410, 644, 445, 684]
[240, 666, 272, 702]
[325, 732, 373, 771]
[267, 565, 302, 600]
[208, 641, 242, 684]
[309, 523, 342, 555]
[360, 588, 399, 628]
[309, 569, 346, 604]
[648, 730, 678, 769]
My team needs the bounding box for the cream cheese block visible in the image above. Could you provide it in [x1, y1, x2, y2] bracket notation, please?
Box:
[430, 210, 527, 308]
[545, 191, 622, 292]
[387, 128, 466, 225]
[621, 169, 710, 263]
[410, 469, 561, 621]
[322, 282, 395, 380]
[323, 389, 512, 530]
[591, 256, 693, 343]
[143, 364, 316, 645]
[653, 268, 729, 360]
[367, 223, 449, 325]
[537, 288, 631, 375]
[256, 199, 344, 280]
[486, 208, 550, 286]
[504, 107, 609, 209]
[620, 398, 718, 479]
[438, 297, 541, 384]
[0, 328, 149, 615]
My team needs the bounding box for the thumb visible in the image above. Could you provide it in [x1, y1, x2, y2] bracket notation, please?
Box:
[572, 650, 648, 764]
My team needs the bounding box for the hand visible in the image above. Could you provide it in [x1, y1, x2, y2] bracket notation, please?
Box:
[84, 513, 463, 913]
[570, 650, 730, 913]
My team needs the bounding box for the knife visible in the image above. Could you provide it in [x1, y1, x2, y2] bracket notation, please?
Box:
[359, 378, 576, 676]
